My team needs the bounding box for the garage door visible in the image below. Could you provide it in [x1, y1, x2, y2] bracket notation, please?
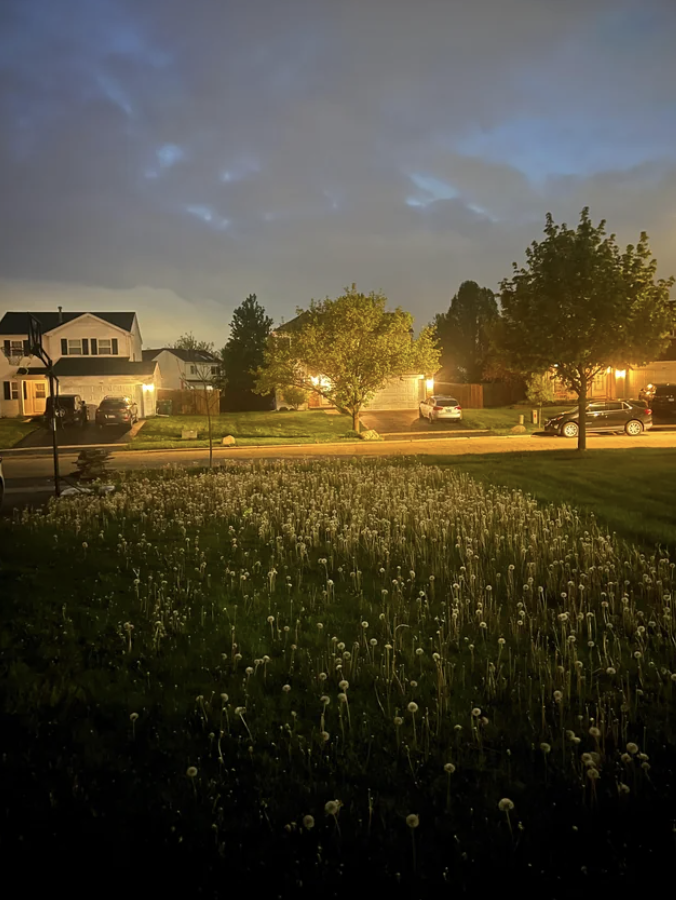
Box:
[365, 377, 422, 410]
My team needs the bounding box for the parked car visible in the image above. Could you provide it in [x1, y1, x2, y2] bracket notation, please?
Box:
[45, 394, 88, 427]
[95, 395, 138, 429]
[544, 400, 652, 438]
[419, 395, 463, 423]
[0, 456, 4, 508]
[638, 383, 676, 417]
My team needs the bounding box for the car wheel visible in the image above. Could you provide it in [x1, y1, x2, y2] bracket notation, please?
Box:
[561, 421, 579, 438]
[625, 419, 643, 436]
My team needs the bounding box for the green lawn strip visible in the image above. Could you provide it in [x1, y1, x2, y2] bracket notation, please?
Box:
[422, 447, 676, 548]
[460, 405, 572, 434]
[0, 417, 42, 449]
[131, 410, 355, 448]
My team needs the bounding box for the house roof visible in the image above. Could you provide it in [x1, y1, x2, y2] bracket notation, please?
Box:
[142, 347, 220, 363]
[275, 312, 311, 334]
[23, 358, 157, 378]
[0, 311, 136, 335]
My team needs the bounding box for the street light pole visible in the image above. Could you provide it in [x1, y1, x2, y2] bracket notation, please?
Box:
[48, 371, 61, 497]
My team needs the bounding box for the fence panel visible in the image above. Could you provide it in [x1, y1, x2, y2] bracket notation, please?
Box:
[156, 388, 221, 416]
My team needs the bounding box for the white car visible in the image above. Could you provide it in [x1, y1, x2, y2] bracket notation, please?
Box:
[0, 457, 4, 508]
[419, 395, 463, 423]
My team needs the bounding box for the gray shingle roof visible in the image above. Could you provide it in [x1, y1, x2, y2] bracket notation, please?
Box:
[46, 358, 157, 377]
[0, 311, 136, 335]
[142, 347, 220, 363]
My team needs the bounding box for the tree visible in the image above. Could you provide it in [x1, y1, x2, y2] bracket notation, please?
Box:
[494, 208, 674, 450]
[221, 294, 274, 409]
[525, 371, 556, 427]
[187, 358, 220, 470]
[172, 332, 215, 354]
[434, 281, 498, 382]
[254, 284, 441, 432]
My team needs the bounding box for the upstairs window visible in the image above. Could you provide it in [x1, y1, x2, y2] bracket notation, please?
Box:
[67, 339, 83, 355]
[97, 339, 113, 355]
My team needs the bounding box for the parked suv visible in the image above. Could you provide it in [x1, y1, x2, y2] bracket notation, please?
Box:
[544, 400, 652, 438]
[95, 395, 138, 429]
[639, 383, 676, 417]
[45, 394, 88, 427]
[419, 395, 463, 423]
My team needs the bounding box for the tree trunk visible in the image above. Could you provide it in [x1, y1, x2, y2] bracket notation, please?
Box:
[352, 408, 361, 433]
[577, 372, 587, 452]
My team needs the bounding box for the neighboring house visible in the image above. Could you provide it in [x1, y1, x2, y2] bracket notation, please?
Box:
[141, 348, 222, 390]
[549, 300, 676, 401]
[0, 308, 158, 419]
[273, 315, 427, 411]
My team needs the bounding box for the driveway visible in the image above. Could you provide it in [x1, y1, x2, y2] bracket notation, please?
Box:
[361, 409, 470, 435]
[14, 421, 134, 449]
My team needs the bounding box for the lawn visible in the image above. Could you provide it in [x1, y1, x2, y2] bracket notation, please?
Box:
[1, 459, 675, 893]
[131, 409, 359, 449]
[426, 446, 676, 549]
[460, 405, 572, 433]
[0, 416, 41, 449]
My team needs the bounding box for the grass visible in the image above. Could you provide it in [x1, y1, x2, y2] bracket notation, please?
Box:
[426, 447, 676, 549]
[460, 405, 572, 434]
[0, 417, 41, 449]
[1, 459, 675, 893]
[131, 409, 360, 449]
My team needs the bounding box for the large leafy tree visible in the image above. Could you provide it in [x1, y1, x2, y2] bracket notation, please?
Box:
[255, 285, 440, 431]
[221, 294, 274, 409]
[494, 207, 674, 450]
[434, 281, 498, 382]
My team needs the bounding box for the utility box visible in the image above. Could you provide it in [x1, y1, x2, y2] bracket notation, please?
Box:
[518, 414, 525, 425]
[181, 429, 198, 440]
[531, 409, 538, 424]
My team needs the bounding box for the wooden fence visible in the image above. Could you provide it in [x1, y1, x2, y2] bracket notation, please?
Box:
[157, 388, 221, 416]
[433, 382, 484, 408]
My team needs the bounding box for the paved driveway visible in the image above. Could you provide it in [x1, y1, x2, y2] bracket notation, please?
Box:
[14, 421, 133, 449]
[361, 409, 467, 434]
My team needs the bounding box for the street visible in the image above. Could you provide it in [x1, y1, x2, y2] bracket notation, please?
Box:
[4, 429, 676, 514]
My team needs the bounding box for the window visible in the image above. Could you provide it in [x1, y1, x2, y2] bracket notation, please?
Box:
[189, 365, 197, 375]
[3, 381, 20, 400]
[606, 402, 623, 411]
[67, 339, 83, 356]
[211, 366, 220, 376]
[35, 382, 46, 399]
[10, 340, 24, 355]
[97, 338, 113, 355]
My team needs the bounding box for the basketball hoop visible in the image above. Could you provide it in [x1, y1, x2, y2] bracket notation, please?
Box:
[2, 351, 22, 366]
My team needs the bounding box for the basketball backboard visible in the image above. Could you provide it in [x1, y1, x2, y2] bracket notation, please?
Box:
[27, 314, 44, 356]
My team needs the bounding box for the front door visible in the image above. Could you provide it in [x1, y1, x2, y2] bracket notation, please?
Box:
[22, 380, 48, 416]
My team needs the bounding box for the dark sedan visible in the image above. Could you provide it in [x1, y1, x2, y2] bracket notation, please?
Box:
[544, 400, 652, 438]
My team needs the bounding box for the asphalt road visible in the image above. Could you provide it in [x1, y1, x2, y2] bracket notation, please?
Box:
[4, 428, 676, 514]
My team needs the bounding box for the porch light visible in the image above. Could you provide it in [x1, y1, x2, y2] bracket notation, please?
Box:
[142, 383, 155, 392]
[425, 378, 434, 392]
[606, 366, 612, 374]
[615, 369, 626, 379]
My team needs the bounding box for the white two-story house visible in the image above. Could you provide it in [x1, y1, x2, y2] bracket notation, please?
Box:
[0, 308, 159, 419]
[142, 347, 222, 390]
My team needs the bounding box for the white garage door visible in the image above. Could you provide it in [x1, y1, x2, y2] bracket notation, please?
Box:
[366, 377, 422, 410]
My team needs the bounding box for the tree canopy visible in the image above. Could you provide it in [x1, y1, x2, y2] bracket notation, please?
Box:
[172, 332, 215, 354]
[255, 285, 440, 431]
[434, 281, 498, 383]
[493, 207, 674, 449]
[221, 294, 273, 409]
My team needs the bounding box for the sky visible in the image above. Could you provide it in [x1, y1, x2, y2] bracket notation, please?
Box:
[1, 0, 675, 347]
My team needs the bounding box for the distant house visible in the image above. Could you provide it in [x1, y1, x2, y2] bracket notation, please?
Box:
[0, 308, 158, 419]
[273, 314, 427, 411]
[142, 348, 222, 391]
[550, 299, 676, 401]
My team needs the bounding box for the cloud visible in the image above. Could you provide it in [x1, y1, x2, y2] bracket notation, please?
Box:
[0, 0, 674, 343]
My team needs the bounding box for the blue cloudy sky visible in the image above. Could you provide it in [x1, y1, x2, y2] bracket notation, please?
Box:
[1, 0, 674, 345]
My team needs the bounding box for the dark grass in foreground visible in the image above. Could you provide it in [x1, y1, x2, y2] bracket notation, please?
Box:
[1, 460, 675, 895]
[425, 447, 676, 549]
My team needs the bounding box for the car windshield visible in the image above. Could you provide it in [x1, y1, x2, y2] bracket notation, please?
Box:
[101, 399, 129, 409]
[434, 398, 458, 407]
